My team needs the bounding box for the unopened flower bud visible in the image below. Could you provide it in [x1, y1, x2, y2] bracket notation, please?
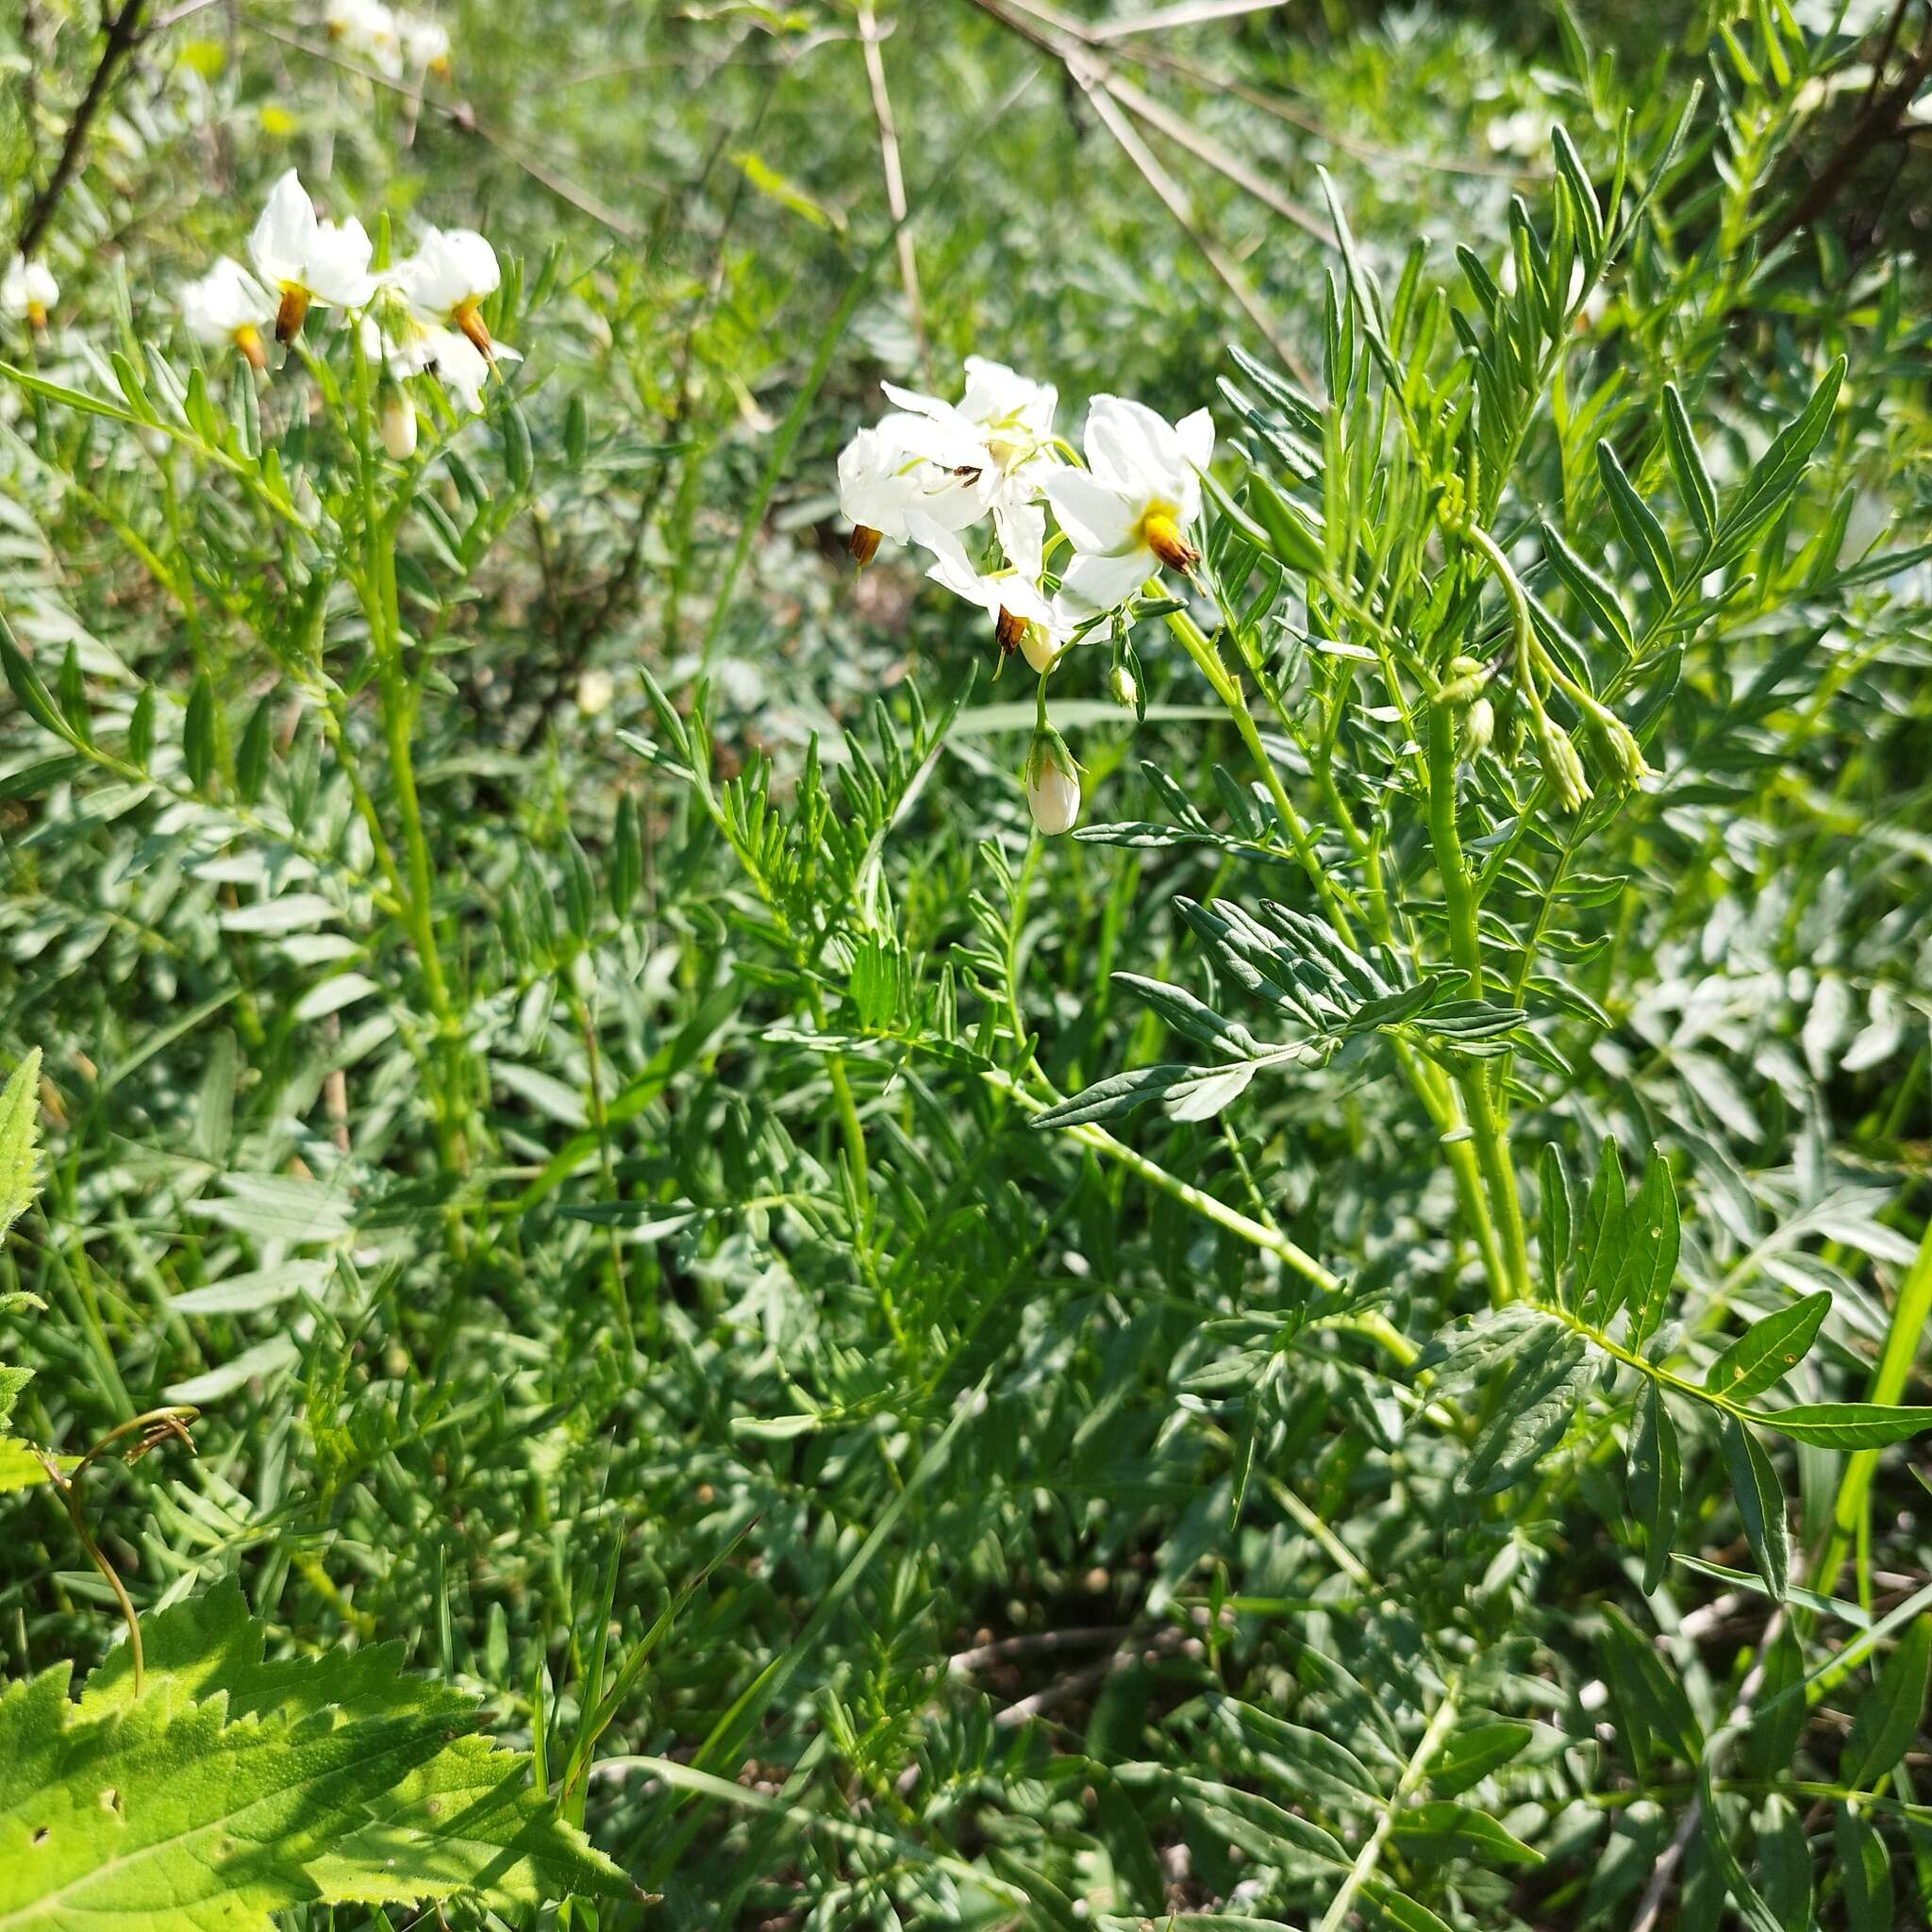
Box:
[1141, 510, 1200, 575]
[378, 380, 418, 460]
[1462, 696, 1494, 758]
[1436, 654, 1489, 707]
[848, 524, 882, 569]
[1020, 622, 1059, 675]
[1595, 711, 1656, 788]
[1109, 663, 1139, 709]
[1538, 716, 1593, 813]
[1024, 729, 1081, 837]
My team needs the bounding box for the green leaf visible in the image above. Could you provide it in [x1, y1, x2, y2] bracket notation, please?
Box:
[1628, 1381, 1682, 1595]
[1539, 520, 1633, 652]
[1740, 1621, 1807, 1782]
[1841, 1614, 1931, 1790]
[1574, 1138, 1626, 1322]
[1457, 1325, 1590, 1495]
[1722, 1417, 1790, 1601]
[1599, 1604, 1702, 1764]
[1744, 1402, 1932, 1450]
[1835, 1807, 1894, 1932]
[1203, 1696, 1383, 1811]
[1030, 1064, 1207, 1130]
[1390, 1799, 1542, 1866]
[1661, 382, 1718, 541]
[0, 1048, 42, 1240]
[1711, 357, 1847, 568]
[1705, 1293, 1831, 1406]
[0, 1584, 633, 1928]
[1610, 1149, 1680, 1344]
[1538, 1142, 1574, 1307]
[1596, 441, 1675, 595]
[1425, 1721, 1532, 1798]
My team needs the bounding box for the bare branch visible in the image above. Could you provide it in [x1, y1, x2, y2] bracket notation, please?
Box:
[17, 0, 151, 260]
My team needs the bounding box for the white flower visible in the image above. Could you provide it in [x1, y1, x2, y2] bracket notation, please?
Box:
[880, 358, 1059, 576]
[180, 257, 275, 368]
[906, 512, 1071, 672]
[575, 668, 615, 718]
[1024, 731, 1081, 836]
[837, 419, 991, 565]
[359, 300, 515, 415]
[1046, 396, 1213, 614]
[394, 225, 505, 359]
[325, 0, 404, 75]
[402, 14, 451, 75]
[2, 255, 58, 328]
[248, 169, 376, 341]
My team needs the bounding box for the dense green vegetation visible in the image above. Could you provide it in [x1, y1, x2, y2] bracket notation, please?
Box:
[4, 2, 1932, 1926]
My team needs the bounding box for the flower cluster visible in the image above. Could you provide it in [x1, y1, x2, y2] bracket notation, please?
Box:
[177, 169, 514, 438]
[323, 0, 450, 79]
[837, 360, 1214, 836]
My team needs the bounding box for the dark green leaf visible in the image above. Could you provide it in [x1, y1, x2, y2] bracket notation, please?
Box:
[1705, 1293, 1831, 1406]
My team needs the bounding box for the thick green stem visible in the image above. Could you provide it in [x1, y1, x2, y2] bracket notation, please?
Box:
[1808, 1216, 1932, 1602]
[1425, 702, 1531, 1302]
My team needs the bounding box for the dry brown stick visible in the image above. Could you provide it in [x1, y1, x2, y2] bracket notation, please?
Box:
[1769, 5, 1932, 248]
[1103, 68, 1328, 242]
[966, 0, 1315, 385]
[248, 18, 649, 241]
[857, 1, 930, 379]
[16, 0, 151, 259]
[1078, 71, 1316, 390]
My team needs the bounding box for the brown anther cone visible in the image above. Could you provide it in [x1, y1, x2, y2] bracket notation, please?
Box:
[1144, 513, 1200, 574]
[994, 608, 1028, 657]
[275, 286, 310, 345]
[848, 525, 882, 568]
[456, 304, 494, 360]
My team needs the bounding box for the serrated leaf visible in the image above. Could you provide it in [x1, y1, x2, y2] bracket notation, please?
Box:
[0, 1048, 41, 1239]
[1705, 1293, 1830, 1406]
[0, 1584, 632, 1928]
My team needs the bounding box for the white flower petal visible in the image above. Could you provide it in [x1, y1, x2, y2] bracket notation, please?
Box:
[1058, 546, 1150, 615]
[1175, 407, 1215, 475]
[993, 496, 1046, 583]
[249, 170, 315, 286]
[1045, 469, 1138, 558]
[305, 216, 376, 307]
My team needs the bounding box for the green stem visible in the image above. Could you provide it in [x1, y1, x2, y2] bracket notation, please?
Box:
[1424, 701, 1531, 1303]
[1808, 1216, 1932, 1603]
[1317, 1683, 1460, 1932]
